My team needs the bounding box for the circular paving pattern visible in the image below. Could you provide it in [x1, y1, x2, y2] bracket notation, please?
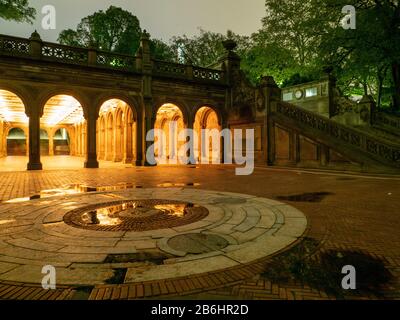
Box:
[0, 188, 307, 287]
[63, 199, 209, 232]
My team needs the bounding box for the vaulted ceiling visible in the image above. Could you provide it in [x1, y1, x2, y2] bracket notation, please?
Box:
[0, 91, 85, 126]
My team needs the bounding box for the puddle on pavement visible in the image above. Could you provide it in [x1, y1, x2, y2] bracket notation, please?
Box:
[63, 199, 208, 232]
[276, 192, 333, 203]
[105, 268, 127, 285]
[157, 182, 201, 188]
[2, 182, 199, 203]
[261, 238, 393, 298]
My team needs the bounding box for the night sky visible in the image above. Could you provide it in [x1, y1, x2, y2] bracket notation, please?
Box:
[0, 0, 265, 42]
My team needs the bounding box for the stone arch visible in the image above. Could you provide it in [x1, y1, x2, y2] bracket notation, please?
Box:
[95, 94, 140, 122]
[37, 89, 89, 118]
[105, 112, 114, 161]
[0, 89, 30, 158]
[192, 104, 224, 127]
[194, 106, 223, 163]
[52, 127, 72, 156]
[6, 127, 27, 156]
[98, 97, 137, 164]
[0, 85, 31, 116]
[154, 100, 189, 126]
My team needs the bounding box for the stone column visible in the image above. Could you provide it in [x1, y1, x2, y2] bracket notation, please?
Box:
[185, 120, 196, 165]
[260, 76, 281, 166]
[84, 110, 99, 168]
[123, 121, 133, 164]
[27, 104, 42, 170]
[48, 130, 54, 156]
[135, 114, 144, 166]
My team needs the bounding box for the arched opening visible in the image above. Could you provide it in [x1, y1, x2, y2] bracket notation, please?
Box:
[53, 128, 71, 155]
[40, 129, 49, 156]
[98, 99, 136, 164]
[6, 128, 26, 156]
[154, 103, 185, 163]
[41, 95, 85, 168]
[194, 106, 221, 163]
[0, 90, 28, 161]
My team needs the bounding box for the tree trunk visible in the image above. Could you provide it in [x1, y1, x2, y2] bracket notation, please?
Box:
[391, 62, 400, 111]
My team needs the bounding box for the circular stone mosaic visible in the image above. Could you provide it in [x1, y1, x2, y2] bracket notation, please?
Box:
[0, 188, 308, 287]
[63, 199, 209, 232]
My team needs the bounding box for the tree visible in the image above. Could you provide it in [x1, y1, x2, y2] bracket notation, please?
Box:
[0, 0, 36, 23]
[58, 6, 173, 60]
[58, 6, 142, 54]
[170, 28, 250, 67]
[245, 0, 324, 86]
[316, 0, 400, 109]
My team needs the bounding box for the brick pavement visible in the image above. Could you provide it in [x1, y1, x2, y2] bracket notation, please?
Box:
[0, 164, 399, 300]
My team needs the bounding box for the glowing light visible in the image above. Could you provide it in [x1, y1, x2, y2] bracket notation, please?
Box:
[5, 197, 30, 203]
[154, 204, 187, 217]
[0, 219, 16, 225]
[0, 90, 29, 123]
[45, 96, 84, 126]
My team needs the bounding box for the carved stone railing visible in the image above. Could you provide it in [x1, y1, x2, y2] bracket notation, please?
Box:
[153, 60, 187, 78]
[0, 34, 30, 56]
[373, 111, 400, 134]
[41, 42, 88, 65]
[193, 66, 224, 82]
[0, 33, 226, 84]
[96, 50, 136, 70]
[275, 102, 400, 167]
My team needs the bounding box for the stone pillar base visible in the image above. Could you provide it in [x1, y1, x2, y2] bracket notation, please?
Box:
[84, 160, 99, 168]
[122, 158, 133, 164]
[27, 162, 42, 171]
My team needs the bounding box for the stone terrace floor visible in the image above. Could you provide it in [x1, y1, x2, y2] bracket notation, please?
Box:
[0, 159, 399, 300]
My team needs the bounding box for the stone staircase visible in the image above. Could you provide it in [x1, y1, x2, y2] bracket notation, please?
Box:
[270, 101, 400, 172]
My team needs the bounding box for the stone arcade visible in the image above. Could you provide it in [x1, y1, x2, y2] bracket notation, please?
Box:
[0, 31, 399, 173]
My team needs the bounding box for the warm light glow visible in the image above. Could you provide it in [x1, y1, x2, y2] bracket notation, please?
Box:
[43, 95, 84, 126]
[0, 90, 29, 124]
[154, 204, 187, 217]
[0, 219, 16, 225]
[99, 99, 127, 114]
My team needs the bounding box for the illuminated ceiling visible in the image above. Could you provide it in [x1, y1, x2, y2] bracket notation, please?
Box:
[99, 99, 128, 115]
[0, 90, 28, 124]
[0, 91, 85, 126]
[42, 95, 84, 126]
[156, 103, 183, 119]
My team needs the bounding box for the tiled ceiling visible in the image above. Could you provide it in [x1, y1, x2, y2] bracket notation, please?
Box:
[0, 91, 85, 126]
[0, 90, 28, 124]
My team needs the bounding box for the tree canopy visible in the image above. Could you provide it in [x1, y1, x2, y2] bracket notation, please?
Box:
[0, 0, 36, 23]
[58, 5, 172, 60]
[56, 2, 399, 110]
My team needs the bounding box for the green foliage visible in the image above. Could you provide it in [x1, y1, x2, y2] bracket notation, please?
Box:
[170, 28, 250, 67]
[0, 0, 35, 23]
[58, 6, 141, 54]
[58, 6, 172, 60]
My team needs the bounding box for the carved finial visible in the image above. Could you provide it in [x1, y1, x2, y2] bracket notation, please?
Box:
[30, 30, 42, 41]
[141, 29, 150, 40]
[222, 39, 237, 52]
[260, 76, 277, 87]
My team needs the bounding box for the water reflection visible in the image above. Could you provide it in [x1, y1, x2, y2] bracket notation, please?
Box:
[75, 200, 193, 227]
